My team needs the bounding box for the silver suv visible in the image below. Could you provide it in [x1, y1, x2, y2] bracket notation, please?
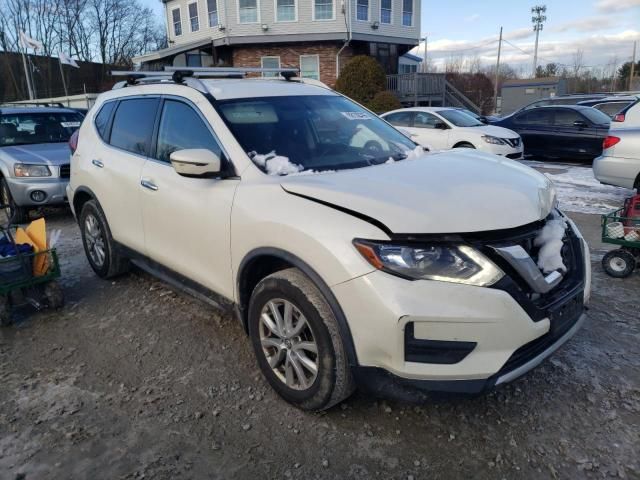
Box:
[0, 107, 83, 222]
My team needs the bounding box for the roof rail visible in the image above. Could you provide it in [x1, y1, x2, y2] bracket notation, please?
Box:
[0, 101, 65, 108]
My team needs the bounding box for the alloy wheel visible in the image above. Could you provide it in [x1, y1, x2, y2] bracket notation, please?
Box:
[84, 214, 106, 267]
[259, 299, 319, 390]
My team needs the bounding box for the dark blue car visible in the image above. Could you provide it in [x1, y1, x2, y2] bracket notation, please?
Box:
[492, 105, 611, 161]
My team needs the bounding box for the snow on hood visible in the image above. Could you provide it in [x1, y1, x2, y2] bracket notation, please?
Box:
[0, 142, 71, 166]
[280, 149, 556, 234]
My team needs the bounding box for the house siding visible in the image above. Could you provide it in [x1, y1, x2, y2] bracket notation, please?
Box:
[163, 0, 419, 45]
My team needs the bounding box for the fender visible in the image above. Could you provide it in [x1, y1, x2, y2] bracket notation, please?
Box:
[70, 185, 98, 219]
[237, 247, 359, 367]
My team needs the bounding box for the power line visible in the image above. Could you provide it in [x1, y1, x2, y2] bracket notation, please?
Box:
[501, 39, 621, 69]
[427, 39, 498, 55]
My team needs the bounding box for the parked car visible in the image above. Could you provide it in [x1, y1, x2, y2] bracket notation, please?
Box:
[517, 94, 608, 112]
[492, 105, 611, 160]
[68, 70, 590, 410]
[593, 128, 640, 190]
[381, 107, 523, 158]
[0, 107, 83, 222]
[576, 96, 637, 118]
[611, 98, 640, 125]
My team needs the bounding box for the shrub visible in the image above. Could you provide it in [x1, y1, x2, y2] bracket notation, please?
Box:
[335, 55, 386, 106]
[367, 90, 402, 113]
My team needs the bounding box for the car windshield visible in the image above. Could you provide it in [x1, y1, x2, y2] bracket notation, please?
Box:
[216, 95, 419, 174]
[438, 109, 484, 127]
[0, 111, 83, 147]
[580, 107, 611, 125]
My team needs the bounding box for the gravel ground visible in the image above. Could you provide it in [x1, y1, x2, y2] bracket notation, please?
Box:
[0, 204, 639, 479]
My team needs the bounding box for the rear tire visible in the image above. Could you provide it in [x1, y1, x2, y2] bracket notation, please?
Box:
[1, 178, 29, 224]
[79, 200, 130, 279]
[602, 249, 636, 278]
[248, 268, 354, 411]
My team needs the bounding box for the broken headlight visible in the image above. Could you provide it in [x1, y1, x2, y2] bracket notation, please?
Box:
[353, 240, 504, 287]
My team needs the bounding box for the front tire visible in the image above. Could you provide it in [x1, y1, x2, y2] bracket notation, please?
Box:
[248, 268, 354, 411]
[79, 200, 130, 279]
[453, 142, 475, 149]
[1, 178, 29, 224]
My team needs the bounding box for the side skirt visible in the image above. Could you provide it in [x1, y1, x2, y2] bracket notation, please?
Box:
[114, 242, 237, 317]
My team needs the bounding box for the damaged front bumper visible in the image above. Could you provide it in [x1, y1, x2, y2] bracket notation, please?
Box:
[333, 214, 590, 400]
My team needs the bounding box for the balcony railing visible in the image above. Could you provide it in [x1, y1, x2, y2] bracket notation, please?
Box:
[386, 73, 446, 98]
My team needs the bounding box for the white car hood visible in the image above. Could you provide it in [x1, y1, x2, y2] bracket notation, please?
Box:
[281, 150, 555, 234]
[470, 124, 519, 138]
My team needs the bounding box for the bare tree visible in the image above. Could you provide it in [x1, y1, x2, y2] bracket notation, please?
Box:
[571, 49, 584, 78]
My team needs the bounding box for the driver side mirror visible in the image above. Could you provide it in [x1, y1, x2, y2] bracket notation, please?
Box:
[170, 149, 221, 178]
[434, 122, 448, 130]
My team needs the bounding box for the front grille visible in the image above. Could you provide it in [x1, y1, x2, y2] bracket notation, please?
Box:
[480, 215, 586, 323]
[503, 137, 521, 148]
[60, 164, 70, 178]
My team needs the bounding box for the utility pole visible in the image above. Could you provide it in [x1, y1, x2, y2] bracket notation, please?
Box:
[531, 5, 547, 77]
[630, 41, 637, 91]
[423, 35, 428, 73]
[494, 26, 503, 114]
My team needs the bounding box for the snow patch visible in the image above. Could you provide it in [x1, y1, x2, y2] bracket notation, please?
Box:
[249, 151, 303, 176]
[404, 145, 427, 160]
[534, 217, 568, 274]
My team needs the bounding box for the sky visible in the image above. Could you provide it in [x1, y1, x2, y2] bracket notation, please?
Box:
[143, 0, 640, 76]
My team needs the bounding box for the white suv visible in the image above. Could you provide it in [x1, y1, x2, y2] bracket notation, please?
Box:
[67, 68, 591, 410]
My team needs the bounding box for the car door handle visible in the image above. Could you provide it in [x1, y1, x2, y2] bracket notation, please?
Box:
[92, 159, 104, 168]
[140, 179, 158, 191]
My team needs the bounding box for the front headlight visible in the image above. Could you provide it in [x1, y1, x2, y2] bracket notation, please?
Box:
[14, 164, 51, 177]
[482, 135, 506, 145]
[353, 239, 504, 287]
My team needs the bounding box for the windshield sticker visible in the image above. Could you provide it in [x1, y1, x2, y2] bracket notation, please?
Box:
[341, 112, 371, 121]
[60, 121, 81, 128]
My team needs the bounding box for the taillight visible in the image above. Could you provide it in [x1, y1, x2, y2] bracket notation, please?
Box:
[603, 136, 620, 150]
[613, 113, 625, 122]
[69, 129, 79, 154]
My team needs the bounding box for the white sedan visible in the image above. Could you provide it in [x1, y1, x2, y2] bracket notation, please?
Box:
[381, 107, 524, 158]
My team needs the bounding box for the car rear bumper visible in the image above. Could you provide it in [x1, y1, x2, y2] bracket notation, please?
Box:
[5, 176, 69, 207]
[593, 154, 639, 189]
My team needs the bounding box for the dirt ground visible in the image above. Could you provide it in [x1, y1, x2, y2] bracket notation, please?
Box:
[0, 208, 638, 480]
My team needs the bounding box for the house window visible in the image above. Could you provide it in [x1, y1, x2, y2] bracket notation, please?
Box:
[276, 0, 296, 21]
[402, 0, 413, 26]
[399, 64, 417, 74]
[380, 0, 391, 24]
[239, 0, 259, 23]
[207, 0, 219, 26]
[300, 55, 320, 80]
[357, 0, 368, 21]
[188, 2, 199, 32]
[186, 53, 202, 67]
[261, 56, 281, 77]
[314, 0, 333, 20]
[172, 8, 182, 36]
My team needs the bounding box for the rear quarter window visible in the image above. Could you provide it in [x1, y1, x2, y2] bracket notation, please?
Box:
[94, 101, 116, 141]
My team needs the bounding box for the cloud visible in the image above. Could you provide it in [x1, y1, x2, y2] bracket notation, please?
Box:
[550, 15, 619, 33]
[464, 13, 480, 22]
[595, 0, 640, 12]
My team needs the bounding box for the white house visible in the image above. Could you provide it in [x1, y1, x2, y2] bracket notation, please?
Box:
[133, 0, 421, 86]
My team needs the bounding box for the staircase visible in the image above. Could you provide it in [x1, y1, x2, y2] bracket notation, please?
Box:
[386, 73, 481, 114]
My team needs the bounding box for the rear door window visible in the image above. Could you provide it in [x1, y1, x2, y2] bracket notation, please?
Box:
[155, 100, 224, 163]
[94, 101, 116, 141]
[109, 98, 159, 156]
[553, 109, 582, 126]
[384, 111, 413, 127]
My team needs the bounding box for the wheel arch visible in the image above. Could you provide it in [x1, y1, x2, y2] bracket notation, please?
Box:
[236, 247, 359, 366]
[71, 186, 98, 220]
[453, 141, 475, 148]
